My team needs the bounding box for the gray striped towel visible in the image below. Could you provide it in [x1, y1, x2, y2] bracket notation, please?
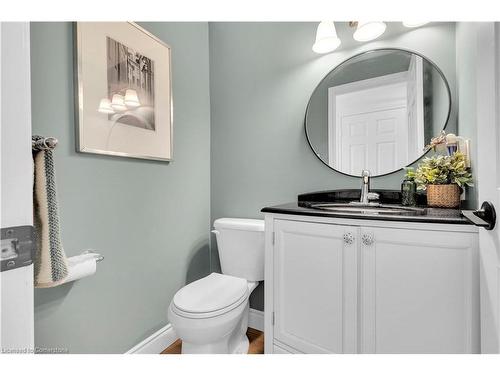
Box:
[33, 138, 69, 287]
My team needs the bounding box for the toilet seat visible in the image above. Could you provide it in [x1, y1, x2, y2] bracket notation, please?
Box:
[172, 273, 249, 319]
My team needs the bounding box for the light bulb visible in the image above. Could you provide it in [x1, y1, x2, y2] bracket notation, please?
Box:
[312, 21, 341, 54]
[110, 94, 127, 111]
[353, 21, 387, 42]
[124, 89, 141, 107]
[402, 22, 429, 28]
[98, 98, 115, 114]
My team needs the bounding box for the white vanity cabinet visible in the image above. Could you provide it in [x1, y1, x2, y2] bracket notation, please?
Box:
[264, 214, 480, 354]
[272, 220, 358, 353]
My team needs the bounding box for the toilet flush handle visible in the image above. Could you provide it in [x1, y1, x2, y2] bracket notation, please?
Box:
[211, 230, 220, 235]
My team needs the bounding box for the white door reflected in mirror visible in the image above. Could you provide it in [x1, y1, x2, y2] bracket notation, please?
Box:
[305, 49, 451, 177]
[328, 55, 424, 176]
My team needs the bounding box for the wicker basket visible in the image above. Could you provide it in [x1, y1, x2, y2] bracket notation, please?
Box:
[427, 184, 460, 208]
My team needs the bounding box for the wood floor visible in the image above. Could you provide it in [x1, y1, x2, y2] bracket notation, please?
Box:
[161, 328, 264, 354]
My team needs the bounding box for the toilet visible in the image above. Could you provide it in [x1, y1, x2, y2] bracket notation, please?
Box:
[168, 218, 265, 354]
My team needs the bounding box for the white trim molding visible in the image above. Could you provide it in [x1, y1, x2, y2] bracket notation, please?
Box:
[126, 309, 264, 354]
[249, 308, 264, 331]
[126, 324, 178, 354]
[0, 21, 35, 352]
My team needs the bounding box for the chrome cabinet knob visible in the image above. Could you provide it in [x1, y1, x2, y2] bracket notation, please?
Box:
[362, 233, 374, 246]
[343, 232, 355, 245]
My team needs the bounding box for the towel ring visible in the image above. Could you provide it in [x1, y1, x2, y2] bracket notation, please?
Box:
[32, 135, 58, 151]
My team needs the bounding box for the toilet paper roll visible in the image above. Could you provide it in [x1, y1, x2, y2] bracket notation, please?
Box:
[64, 253, 97, 283]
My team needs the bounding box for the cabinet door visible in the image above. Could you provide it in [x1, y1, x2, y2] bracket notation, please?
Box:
[359, 227, 479, 353]
[273, 220, 358, 353]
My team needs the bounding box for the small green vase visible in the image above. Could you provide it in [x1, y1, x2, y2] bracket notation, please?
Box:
[401, 179, 416, 206]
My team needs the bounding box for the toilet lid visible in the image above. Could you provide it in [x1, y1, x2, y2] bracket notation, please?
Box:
[172, 273, 248, 316]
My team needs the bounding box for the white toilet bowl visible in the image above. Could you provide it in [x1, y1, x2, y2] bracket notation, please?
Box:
[168, 273, 258, 354]
[168, 218, 264, 353]
[168, 218, 265, 354]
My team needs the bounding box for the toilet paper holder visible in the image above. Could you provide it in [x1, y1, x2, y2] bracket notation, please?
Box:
[81, 249, 104, 263]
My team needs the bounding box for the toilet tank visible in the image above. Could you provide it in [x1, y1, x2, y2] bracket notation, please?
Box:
[213, 218, 265, 282]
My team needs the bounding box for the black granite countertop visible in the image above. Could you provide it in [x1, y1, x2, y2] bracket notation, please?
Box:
[261, 189, 472, 225]
[261, 202, 470, 224]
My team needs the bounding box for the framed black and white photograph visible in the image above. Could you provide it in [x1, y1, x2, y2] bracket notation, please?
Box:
[75, 22, 172, 161]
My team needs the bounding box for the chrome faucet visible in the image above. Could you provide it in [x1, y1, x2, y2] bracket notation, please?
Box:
[359, 170, 379, 205]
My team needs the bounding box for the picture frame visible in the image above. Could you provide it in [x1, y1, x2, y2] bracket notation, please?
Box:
[74, 22, 173, 161]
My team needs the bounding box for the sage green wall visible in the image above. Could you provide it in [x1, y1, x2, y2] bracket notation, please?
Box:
[30, 22, 465, 351]
[31, 22, 211, 353]
[209, 22, 457, 311]
[456, 23, 479, 208]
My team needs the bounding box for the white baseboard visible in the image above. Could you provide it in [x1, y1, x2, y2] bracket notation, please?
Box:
[126, 309, 264, 354]
[248, 308, 264, 331]
[126, 324, 178, 354]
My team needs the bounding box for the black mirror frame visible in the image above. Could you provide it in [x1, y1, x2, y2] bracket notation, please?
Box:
[304, 47, 452, 178]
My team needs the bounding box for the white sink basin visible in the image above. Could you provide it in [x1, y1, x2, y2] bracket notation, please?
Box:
[310, 203, 425, 215]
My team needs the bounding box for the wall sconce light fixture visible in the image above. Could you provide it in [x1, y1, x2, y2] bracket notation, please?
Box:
[312, 21, 341, 54]
[350, 21, 387, 42]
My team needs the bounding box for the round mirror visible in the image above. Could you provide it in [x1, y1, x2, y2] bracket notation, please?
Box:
[305, 48, 451, 177]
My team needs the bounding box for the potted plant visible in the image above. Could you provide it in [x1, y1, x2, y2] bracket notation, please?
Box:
[414, 152, 473, 208]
